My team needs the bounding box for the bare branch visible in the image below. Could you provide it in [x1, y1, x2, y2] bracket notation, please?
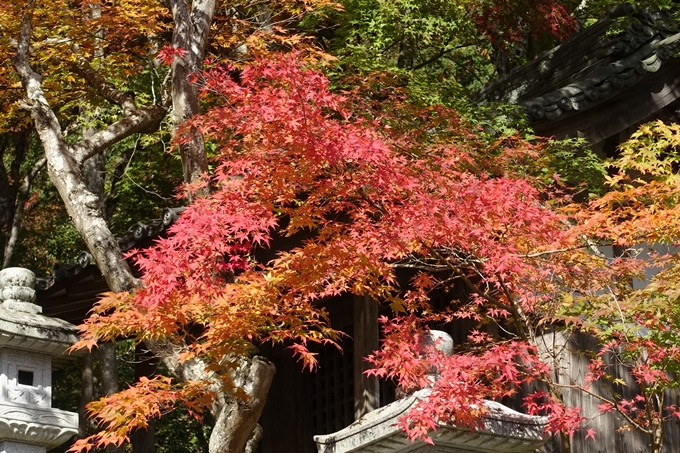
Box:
[583, 235, 609, 259]
[518, 246, 588, 259]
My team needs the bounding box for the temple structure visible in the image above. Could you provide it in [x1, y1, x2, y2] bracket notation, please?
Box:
[29, 5, 680, 452]
[478, 4, 680, 152]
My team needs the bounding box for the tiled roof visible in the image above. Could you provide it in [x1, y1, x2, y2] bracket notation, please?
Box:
[478, 5, 680, 144]
[35, 207, 185, 324]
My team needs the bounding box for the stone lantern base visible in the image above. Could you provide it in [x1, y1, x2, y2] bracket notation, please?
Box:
[0, 268, 80, 453]
[0, 401, 79, 451]
[0, 441, 45, 453]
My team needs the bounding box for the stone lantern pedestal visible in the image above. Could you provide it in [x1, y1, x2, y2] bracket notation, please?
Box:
[0, 268, 81, 453]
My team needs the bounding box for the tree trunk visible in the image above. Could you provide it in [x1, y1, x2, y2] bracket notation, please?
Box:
[166, 0, 215, 186]
[79, 351, 94, 438]
[208, 357, 276, 453]
[99, 340, 123, 453]
[15, 4, 273, 453]
[13, 5, 164, 294]
[2, 155, 46, 269]
[149, 341, 276, 453]
[0, 129, 32, 268]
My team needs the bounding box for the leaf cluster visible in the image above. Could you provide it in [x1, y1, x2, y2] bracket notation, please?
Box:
[71, 55, 634, 444]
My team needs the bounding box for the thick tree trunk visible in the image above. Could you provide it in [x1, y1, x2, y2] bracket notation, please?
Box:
[150, 341, 276, 453]
[208, 357, 276, 453]
[166, 0, 215, 185]
[163, 3, 277, 451]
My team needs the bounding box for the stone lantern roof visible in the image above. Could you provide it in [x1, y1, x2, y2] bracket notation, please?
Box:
[314, 388, 548, 453]
[0, 267, 82, 362]
[314, 331, 549, 453]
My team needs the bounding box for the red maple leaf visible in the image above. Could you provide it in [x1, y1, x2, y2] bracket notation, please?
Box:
[157, 46, 187, 66]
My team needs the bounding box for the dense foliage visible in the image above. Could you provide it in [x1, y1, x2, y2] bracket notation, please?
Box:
[71, 53, 657, 451]
[4, 1, 680, 453]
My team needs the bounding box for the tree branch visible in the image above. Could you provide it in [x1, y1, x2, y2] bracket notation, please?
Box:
[425, 244, 523, 330]
[553, 382, 651, 434]
[2, 156, 46, 268]
[518, 245, 589, 259]
[13, 2, 45, 108]
[72, 104, 167, 165]
[71, 59, 137, 115]
[412, 42, 472, 71]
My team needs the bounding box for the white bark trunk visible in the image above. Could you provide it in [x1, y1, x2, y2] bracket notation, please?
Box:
[13, 6, 165, 293]
[15, 4, 274, 452]
[166, 0, 215, 185]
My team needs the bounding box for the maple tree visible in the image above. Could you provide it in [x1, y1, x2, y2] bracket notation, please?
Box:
[549, 120, 680, 453]
[1, 0, 336, 451]
[66, 53, 648, 452]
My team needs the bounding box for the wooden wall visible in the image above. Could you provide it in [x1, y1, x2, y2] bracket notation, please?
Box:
[535, 331, 680, 453]
[258, 302, 680, 453]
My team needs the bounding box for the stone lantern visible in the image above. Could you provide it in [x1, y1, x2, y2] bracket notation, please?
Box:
[315, 330, 549, 453]
[0, 267, 80, 453]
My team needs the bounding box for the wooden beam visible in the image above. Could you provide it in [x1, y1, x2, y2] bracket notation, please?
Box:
[353, 295, 380, 420]
[132, 344, 158, 453]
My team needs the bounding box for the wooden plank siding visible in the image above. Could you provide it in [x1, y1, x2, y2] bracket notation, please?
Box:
[534, 331, 680, 453]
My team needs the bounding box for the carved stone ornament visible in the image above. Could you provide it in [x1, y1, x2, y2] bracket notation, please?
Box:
[0, 268, 81, 359]
[0, 403, 78, 449]
[0, 268, 39, 314]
